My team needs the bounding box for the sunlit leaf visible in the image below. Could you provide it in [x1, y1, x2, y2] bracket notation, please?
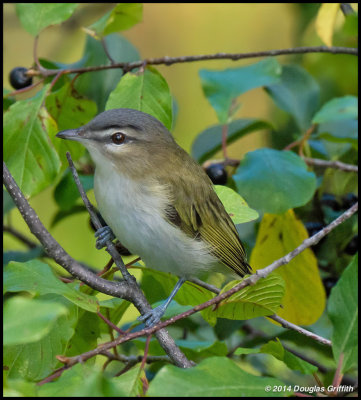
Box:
[214, 185, 259, 224]
[106, 67, 172, 130]
[88, 3, 143, 37]
[15, 3, 79, 36]
[4, 87, 61, 198]
[4, 297, 68, 345]
[250, 210, 326, 325]
[315, 3, 340, 47]
[4, 260, 98, 312]
[214, 274, 285, 320]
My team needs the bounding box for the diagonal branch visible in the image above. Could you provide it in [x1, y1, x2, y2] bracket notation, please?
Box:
[2, 161, 193, 369]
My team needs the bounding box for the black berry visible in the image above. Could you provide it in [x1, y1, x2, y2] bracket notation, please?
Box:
[304, 221, 324, 237]
[9, 67, 33, 90]
[320, 193, 341, 211]
[344, 235, 358, 255]
[205, 163, 228, 185]
[341, 193, 358, 210]
[323, 277, 338, 296]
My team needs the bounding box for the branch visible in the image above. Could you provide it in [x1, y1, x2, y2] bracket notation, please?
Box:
[3, 161, 130, 299]
[268, 315, 331, 346]
[3, 225, 39, 249]
[66, 152, 133, 283]
[44, 199, 358, 376]
[256, 202, 358, 278]
[303, 157, 358, 173]
[3, 161, 192, 369]
[28, 46, 358, 78]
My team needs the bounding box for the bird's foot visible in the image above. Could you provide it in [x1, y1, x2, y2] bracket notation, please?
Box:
[95, 226, 115, 249]
[137, 304, 167, 328]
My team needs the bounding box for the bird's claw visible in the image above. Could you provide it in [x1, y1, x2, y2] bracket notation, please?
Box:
[138, 305, 167, 328]
[95, 226, 115, 249]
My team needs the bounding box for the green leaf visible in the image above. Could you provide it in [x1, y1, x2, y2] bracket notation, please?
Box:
[250, 210, 326, 325]
[138, 267, 216, 325]
[214, 185, 259, 224]
[233, 149, 316, 214]
[88, 3, 143, 37]
[3, 247, 44, 267]
[15, 3, 79, 36]
[65, 312, 100, 357]
[200, 59, 281, 123]
[213, 274, 285, 320]
[4, 297, 68, 346]
[147, 356, 285, 397]
[4, 260, 98, 312]
[265, 65, 320, 131]
[312, 96, 358, 124]
[75, 34, 140, 111]
[328, 254, 358, 372]
[175, 340, 228, 360]
[4, 87, 61, 198]
[46, 82, 98, 165]
[316, 119, 358, 148]
[38, 364, 142, 397]
[235, 339, 318, 374]
[106, 66, 173, 130]
[50, 204, 87, 228]
[54, 169, 94, 211]
[191, 118, 272, 163]
[260, 339, 318, 374]
[4, 295, 77, 381]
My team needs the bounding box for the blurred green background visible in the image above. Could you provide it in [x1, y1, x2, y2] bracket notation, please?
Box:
[3, 3, 356, 277]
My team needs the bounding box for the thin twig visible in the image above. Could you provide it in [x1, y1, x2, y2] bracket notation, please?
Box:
[269, 315, 331, 346]
[303, 157, 358, 173]
[3, 161, 130, 299]
[66, 152, 134, 282]
[101, 37, 115, 64]
[55, 197, 357, 370]
[29, 46, 358, 78]
[96, 311, 127, 335]
[256, 202, 358, 279]
[3, 225, 38, 249]
[3, 160, 192, 369]
[340, 3, 355, 16]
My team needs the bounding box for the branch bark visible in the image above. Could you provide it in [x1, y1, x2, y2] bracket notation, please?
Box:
[25, 46, 358, 78]
[2, 161, 192, 369]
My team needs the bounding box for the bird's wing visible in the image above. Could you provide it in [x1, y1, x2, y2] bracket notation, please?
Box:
[164, 180, 251, 277]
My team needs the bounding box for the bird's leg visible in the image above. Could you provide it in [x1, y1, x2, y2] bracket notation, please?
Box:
[94, 225, 116, 249]
[138, 277, 187, 327]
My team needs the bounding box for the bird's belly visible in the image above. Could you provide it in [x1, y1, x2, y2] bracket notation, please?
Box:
[94, 170, 216, 278]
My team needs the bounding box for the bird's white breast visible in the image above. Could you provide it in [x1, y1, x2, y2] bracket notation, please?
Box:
[92, 155, 216, 278]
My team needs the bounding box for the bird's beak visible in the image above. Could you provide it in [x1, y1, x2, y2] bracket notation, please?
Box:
[56, 128, 83, 141]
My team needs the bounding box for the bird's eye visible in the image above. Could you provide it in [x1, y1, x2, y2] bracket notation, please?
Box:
[111, 132, 126, 145]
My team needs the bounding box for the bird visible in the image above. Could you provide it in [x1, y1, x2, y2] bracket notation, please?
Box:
[56, 108, 252, 327]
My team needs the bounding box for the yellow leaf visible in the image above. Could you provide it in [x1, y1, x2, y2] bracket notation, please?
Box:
[315, 3, 340, 47]
[250, 210, 326, 325]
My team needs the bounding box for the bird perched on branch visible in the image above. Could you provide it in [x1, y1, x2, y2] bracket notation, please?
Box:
[57, 108, 251, 327]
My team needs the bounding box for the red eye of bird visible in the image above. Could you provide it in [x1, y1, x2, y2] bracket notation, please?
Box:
[111, 132, 125, 145]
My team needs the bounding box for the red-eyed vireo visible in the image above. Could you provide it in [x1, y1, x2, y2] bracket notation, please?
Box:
[56, 108, 251, 327]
